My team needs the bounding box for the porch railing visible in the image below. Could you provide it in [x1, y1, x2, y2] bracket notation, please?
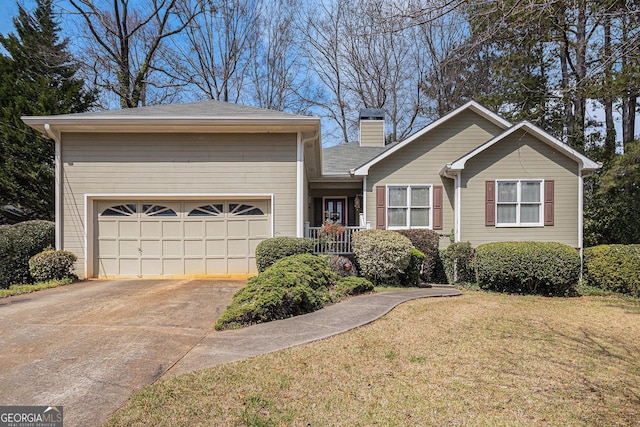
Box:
[305, 224, 367, 254]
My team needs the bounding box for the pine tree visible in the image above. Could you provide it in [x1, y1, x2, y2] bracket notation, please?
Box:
[0, 0, 96, 223]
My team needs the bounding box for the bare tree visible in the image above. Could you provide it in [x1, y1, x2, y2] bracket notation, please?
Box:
[68, 0, 201, 108]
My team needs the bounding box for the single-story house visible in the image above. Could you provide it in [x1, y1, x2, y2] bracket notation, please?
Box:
[22, 100, 601, 279]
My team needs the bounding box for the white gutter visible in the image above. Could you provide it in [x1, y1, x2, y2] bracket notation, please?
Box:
[578, 168, 584, 256]
[44, 124, 62, 250]
[455, 173, 461, 242]
[362, 176, 367, 227]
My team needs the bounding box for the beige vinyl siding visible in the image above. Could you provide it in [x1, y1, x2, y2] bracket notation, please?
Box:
[60, 132, 297, 277]
[461, 130, 579, 247]
[360, 120, 385, 147]
[365, 110, 505, 244]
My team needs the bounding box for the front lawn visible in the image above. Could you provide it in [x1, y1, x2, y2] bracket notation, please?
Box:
[0, 277, 74, 298]
[105, 291, 640, 426]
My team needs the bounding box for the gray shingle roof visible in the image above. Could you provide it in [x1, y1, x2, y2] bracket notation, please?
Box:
[322, 142, 390, 175]
[50, 99, 310, 119]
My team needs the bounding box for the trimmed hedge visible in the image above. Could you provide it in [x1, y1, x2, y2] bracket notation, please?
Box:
[584, 245, 640, 297]
[352, 230, 412, 286]
[399, 248, 426, 287]
[215, 254, 337, 330]
[333, 276, 374, 298]
[0, 220, 55, 288]
[441, 242, 475, 285]
[29, 249, 77, 282]
[254, 237, 314, 272]
[476, 242, 580, 296]
[395, 229, 440, 282]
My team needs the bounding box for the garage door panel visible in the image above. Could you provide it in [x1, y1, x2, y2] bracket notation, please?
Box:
[205, 221, 225, 238]
[227, 220, 248, 237]
[141, 221, 161, 237]
[206, 241, 226, 257]
[97, 199, 270, 278]
[162, 259, 184, 276]
[118, 221, 139, 237]
[184, 221, 204, 238]
[184, 240, 205, 257]
[162, 221, 182, 238]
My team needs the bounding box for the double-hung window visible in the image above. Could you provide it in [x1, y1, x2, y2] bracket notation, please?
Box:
[496, 180, 543, 226]
[387, 185, 431, 229]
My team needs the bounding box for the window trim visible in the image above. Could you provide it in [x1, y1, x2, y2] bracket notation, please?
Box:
[386, 184, 433, 230]
[495, 179, 544, 227]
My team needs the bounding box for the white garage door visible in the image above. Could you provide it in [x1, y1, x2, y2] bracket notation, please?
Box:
[95, 200, 270, 278]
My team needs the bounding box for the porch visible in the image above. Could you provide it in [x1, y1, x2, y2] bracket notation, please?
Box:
[305, 223, 367, 255]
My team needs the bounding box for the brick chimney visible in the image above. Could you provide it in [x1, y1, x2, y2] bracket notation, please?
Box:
[359, 108, 385, 147]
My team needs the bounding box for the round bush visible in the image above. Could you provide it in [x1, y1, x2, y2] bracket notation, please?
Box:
[399, 248, 426, 287]
[29, 249, 77, 282]
[352, 230, 412, 286]
[476, 242, 580, 296]
[441, 242, 475, 285]
[395, 229, 440, 282]
[323, 254, 357, 277]
[584, 245, 640, 297]
[254, 237, 314, 272]
[0, 220, 55, 288]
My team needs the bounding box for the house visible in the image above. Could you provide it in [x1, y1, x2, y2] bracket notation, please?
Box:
[22, 100, 601, 279]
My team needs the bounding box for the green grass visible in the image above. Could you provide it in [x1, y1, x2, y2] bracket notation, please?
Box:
[105, 291, 640, 426]
[0, 277, 74, 298]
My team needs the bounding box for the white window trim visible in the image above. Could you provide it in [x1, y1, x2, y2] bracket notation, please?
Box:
[495, 179, 544, 227]
[386, 184, 433, 230]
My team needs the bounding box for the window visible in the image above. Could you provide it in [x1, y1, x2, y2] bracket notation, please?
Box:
[229, 204, 264, 216]
[387, 185, 431, 229]
[188, 204, 223, 217]
[141, 204, 177, 217]
[101, 204, 137, 216]
[496, 180, 542, 226]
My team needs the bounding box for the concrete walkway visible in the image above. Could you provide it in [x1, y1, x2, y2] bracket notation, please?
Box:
[163, 286, 461, 378]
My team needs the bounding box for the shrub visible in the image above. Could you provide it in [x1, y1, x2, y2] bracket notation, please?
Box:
[584, 245, 640, 297]
[476, 242, 580, 296]
[352, 230, 413, 286]
[399, 248, 426, 287]
[395, 229, 440, 282]
[29, 249, 77, 282]
[441, 242, 475, 285]
[333, 276, 374, 298]
[323, 254, 357, 277]
[0, 220, 55, 288]
[215, 254, 336, 330]
[254, 237, 314, 272]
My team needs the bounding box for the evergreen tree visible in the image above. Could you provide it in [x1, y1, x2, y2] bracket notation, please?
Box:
[0, 0, 96, 223]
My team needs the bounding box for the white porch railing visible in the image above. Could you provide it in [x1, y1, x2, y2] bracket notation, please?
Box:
[305, 224, 366, 254]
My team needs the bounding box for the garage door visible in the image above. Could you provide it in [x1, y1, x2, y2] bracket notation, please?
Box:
[95, 200, 270, 278]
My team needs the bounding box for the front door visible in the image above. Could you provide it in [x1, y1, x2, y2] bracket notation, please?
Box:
[324, 198, 346, 224]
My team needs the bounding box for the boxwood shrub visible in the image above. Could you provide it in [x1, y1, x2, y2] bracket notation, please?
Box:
[584, 245, 640, 297]
[352, 230, 412, 286]
[399, 248, 426, 287]
[333, 276, 374, 298]
[0, 220, 55, 288]
[29, 249, 77, 282]
[395, 229, 440, 282]
[254, 237, 314, 272]
[215, 254, 337, 330]
[322, 254, 357, 277]
[476, 242, 580, 296]
[440, 242, 475, 285]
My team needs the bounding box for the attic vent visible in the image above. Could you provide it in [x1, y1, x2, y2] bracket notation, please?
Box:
[359, 108, 385, 147]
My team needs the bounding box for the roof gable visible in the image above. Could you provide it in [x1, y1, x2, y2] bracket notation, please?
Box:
[444, 121, 602, 175]
[351, 101, 511, 176]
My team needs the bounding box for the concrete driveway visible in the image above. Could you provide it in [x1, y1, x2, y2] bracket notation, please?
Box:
[0, 279, 244, 427]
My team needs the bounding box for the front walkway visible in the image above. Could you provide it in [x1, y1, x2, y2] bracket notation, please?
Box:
[163, 287, 462, 378]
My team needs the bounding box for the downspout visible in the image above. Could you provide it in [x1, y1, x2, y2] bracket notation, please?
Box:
[297, 130, 318, 237]
[362, 176, 367, 227]
[44, 124, 61, 250]
[455, 172, 461, 242]
[578, 168, 584, 257]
